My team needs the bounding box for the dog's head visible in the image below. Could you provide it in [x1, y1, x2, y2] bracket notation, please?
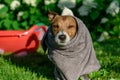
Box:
[48, 11, 77, 46]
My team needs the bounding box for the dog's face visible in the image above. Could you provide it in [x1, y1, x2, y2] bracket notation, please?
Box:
[48, 12, 77, 46]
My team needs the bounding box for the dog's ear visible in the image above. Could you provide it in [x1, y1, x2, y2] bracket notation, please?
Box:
[48, 11, 58, 22]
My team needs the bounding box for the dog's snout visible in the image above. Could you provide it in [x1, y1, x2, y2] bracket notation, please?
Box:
[58, 34, 66, 41]
[55, 31, 70, 45]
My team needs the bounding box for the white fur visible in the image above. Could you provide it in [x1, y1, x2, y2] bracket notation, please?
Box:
[55, 31, 70, 46]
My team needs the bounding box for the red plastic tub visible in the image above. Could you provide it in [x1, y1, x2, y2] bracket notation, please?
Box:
[0, 25, 47, 55]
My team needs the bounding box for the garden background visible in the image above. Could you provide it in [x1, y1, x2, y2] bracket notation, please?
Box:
[0, 0, 120, 80]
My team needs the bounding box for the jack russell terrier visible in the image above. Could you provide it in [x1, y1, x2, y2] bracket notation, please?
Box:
[42, 8, 100, 80]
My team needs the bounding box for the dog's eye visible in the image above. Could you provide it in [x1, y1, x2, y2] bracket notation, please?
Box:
[68, 25, 73, 29]
[53, 25, 58, 28]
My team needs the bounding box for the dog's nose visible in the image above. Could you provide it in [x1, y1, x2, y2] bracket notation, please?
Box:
[58, 34, 66, 41]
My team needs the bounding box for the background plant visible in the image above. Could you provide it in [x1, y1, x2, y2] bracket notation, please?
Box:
[0, 0, 48, 30]
[0, 0, 120, 40]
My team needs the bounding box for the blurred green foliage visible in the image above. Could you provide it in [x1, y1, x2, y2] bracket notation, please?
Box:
[0, 0, 49, 30]
[0, 0, 120, 39]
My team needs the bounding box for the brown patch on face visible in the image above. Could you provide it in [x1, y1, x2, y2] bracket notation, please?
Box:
[51, 16, 77, 39]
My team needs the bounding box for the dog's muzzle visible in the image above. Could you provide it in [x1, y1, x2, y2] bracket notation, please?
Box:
[55, 31, 70, 46]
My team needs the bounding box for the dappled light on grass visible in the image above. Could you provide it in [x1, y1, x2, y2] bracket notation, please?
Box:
[90, 38, 120, 80]
[0, 53, 54, 80]
[0, 38, 120, 80]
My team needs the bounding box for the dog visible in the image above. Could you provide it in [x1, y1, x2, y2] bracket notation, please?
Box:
[42, 8, 100, 80]
[48, 12, 77, 46]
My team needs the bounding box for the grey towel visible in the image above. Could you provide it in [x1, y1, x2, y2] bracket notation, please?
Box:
[42, 17, 101, 80]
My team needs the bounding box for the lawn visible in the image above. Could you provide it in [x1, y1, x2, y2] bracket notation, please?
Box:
[0, 38, 120, 80]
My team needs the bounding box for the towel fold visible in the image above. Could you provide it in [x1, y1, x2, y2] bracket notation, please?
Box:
[42, 16, 101, 80]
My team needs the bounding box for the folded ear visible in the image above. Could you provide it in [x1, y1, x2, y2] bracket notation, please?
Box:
[48, 11, 58, 22]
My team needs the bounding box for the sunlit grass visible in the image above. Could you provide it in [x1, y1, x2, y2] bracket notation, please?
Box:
[0, 38, 120, 80]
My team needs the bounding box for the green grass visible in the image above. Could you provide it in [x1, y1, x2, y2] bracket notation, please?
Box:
[0, 38, 120, 80]
[0, 53, 54, 80]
